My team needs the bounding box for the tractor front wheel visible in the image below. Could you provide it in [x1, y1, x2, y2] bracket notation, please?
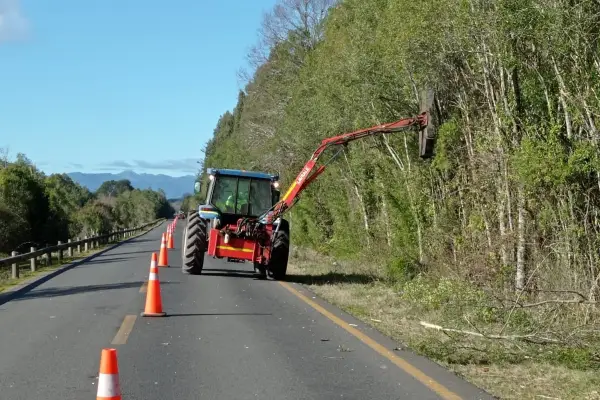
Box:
[182, 210, 206, 275]
[267, 219, 289, 280]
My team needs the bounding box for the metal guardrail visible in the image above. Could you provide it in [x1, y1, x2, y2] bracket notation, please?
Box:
[0, 218, 165, 279]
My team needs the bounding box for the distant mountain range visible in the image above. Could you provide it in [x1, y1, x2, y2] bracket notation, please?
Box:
[67, 170, 196, 199]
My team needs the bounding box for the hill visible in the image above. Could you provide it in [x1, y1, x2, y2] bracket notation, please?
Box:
[68, 170, 195, 199]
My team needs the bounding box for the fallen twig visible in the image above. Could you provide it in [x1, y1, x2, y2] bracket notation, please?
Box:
[503, 298, 597, 308]
[520, 288, 588, 300]
[419, 321, 563, 344]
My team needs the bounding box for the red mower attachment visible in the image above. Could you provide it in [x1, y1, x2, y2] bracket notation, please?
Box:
[270, 88, 438, 221]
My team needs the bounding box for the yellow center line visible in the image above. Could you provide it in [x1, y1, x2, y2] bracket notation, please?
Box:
[139, 282, 148, 293]
[112, 315, 137, 345]
[278, 281, 463, 400]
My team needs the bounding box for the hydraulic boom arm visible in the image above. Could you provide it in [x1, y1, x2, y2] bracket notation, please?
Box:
[271, 111, 430, 219]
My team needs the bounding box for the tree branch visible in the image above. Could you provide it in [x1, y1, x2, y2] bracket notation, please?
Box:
[420, 321, 563, 344]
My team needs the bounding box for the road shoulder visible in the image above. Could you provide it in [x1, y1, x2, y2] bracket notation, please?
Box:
[277, 279, 495, 400]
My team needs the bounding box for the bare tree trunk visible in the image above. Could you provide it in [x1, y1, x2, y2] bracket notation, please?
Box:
[483, 211, 492, 248]
[403, 136, 424, 263]
[383, 135, 405, 170]
[354, 185, 370, 243]
[478, 40, 511, 269]
[343, 151, 370, 244]
[497, 185, 509, 267]
[516, 186, 526, 290]
[504, 162, 514, 233]
[553, 57, 573, 139]
[378, 181, 393, 247]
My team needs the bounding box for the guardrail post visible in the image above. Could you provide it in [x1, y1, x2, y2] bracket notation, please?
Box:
[30, 246, 36, 272]
[46, 249, 52, 266]
[84, 236, 88, 252]
[77, 237, 81, 253]
[57, 241, 63, 263]
[11, 251, 19, 279]
[68, 239, 73, 257]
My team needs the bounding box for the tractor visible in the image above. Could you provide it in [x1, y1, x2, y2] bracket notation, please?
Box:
[182, 169, 287, 278]
[182, 90, 438, 280]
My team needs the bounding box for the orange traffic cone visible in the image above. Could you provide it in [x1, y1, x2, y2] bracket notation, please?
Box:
[97, 348, 121, 400]
[141, 253, 166, 317]
[158, 232, 169, 267]
[167, 226, 174, 249]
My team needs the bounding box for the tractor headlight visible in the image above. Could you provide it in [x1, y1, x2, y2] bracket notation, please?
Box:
[273, 180, 280, 189]
[208, 174, 215, 181]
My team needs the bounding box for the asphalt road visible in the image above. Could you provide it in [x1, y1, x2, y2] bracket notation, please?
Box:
[0, 220, 494, 399]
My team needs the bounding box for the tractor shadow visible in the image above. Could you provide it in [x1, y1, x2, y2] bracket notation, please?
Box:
[128, 238, 154, 244]
[82, 256, 138, 265]
[284, 272, 378, 286]
[9, 281, 176, 301]
[166, 312, 272, 317]
[201, 268, 266, 280]
[200, 268, 377, 285]
[108, 250, 153, 257]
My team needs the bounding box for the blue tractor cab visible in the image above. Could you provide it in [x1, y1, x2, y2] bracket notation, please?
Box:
[198, 168, 281, 225]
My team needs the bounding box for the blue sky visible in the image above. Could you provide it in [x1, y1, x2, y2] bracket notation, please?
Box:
[0, 0, 276, 177]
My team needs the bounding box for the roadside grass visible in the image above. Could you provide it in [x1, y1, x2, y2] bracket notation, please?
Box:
[286, 247, 600, 400]
[0, 221, 163, 293]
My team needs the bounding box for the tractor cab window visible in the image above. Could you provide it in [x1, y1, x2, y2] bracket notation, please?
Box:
[248, 179, 273, 215]
[211, 176, 274, 216]
[211, 176, 238, 213]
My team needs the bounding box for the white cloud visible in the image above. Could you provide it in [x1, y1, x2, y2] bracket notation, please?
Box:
[101, 158, 200, 173]
[0, 0, 28, 43]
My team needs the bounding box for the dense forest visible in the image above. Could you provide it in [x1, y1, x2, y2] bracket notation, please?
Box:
[0, 152, 174, 255]
[194, 0, 600, 396]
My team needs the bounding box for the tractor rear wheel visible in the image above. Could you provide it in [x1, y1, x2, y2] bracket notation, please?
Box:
[182, 210, 206, 275]
[268, 219, 289, 280]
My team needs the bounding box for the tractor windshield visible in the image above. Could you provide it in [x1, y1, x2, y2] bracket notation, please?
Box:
[211, 176, 274, 216]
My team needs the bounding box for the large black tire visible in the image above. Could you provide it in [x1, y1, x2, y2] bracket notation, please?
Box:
[182, 210, 207, 275]
[268, 219, 289, 280]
